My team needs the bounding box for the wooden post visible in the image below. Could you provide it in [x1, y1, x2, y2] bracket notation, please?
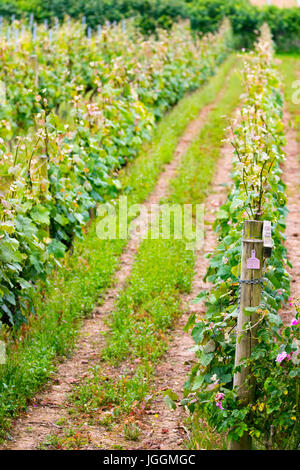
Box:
[229, 220, 263, 450]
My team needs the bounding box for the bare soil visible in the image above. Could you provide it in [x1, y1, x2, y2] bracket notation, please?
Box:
[280, 108, 300, 323]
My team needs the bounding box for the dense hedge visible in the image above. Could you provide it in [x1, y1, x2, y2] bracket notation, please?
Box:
[188, 0, 300, 51]
[0, 1, 300, 49]
[0, 0, 188, 35]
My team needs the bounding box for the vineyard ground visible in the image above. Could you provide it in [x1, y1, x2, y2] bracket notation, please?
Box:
[0, 56, 238, 450]
[1, 53, 300, 451]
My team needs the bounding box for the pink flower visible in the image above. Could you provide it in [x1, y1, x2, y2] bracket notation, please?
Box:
[276, 351, 292, 365]
[215, 392, 225, 410]
[291, 318, 300, 326]
[216, 392, 225, 401]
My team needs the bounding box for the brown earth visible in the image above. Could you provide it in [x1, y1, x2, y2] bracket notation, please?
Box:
[280, 108, 300, 323]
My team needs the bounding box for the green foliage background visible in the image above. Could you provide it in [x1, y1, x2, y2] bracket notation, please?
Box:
[0, 0, 300, 49]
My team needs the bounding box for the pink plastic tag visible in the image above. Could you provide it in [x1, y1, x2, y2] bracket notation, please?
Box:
[247, 250, 260, 270]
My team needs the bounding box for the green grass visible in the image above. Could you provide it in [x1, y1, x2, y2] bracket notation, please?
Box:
[69, 232, 196, 423]
[184, 415, 226, 450]
[37, 424, 92, 450]
[65, 61, 244, 436]
[169, 63, 242, 206]
[0, 55, 237, 439]
[71, 364, 152, 423]
[102, 237, 195, 364]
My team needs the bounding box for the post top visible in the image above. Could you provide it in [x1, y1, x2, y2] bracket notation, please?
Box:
[243, 220, 263, 239]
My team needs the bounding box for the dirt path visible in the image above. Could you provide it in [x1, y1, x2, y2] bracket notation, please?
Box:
[280, 108, 300, 323]
[1, 74, 231, 451]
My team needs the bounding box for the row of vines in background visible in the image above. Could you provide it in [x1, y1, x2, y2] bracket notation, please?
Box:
[0, 19, 232, 327]
[182, 25, 300, 450]
[1, 1, 300, 49]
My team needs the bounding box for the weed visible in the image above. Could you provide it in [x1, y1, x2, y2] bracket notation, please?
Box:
[123, 422, 141, 442]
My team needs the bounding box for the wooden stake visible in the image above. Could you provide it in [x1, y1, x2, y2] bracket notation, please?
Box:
[229, 220, 263, 450]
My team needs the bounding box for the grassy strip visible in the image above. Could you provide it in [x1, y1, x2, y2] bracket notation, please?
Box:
[0, 55, 236, 438]
[69, 235, 195, 428]
[64, 63, 244, 443]
[169, 62, 242, 207]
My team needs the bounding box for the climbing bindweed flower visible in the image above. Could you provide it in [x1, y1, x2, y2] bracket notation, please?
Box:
[276, 351, 292, 365]
[216, 392, 225, 400]
[215, 392, 225, 410]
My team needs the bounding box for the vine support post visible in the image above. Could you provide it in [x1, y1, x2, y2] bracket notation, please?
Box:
[229, 220, 264, 450]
